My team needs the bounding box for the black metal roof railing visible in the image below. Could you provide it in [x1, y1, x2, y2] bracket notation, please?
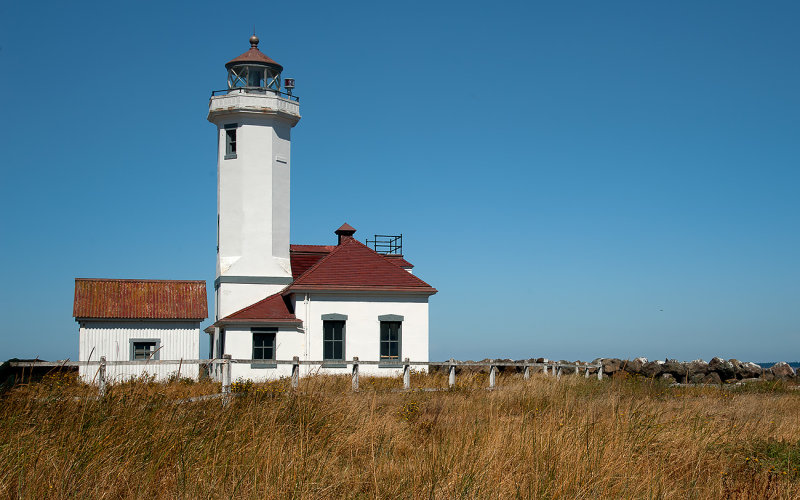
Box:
[367, 234, 402, 255]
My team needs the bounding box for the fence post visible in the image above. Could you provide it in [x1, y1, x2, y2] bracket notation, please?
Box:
[556, 365, 562, 380]
[489, 361, 496, 389]
[585, 362, 590, 378]
[403, 358, 410, 390]
[98, 356, 107, 397]
[291, 356, 299, 390]
[351, 357, 359, 392]
[222, 354, 232, 397]
[448, 359, 456, 388]
[524, 364, 530, 380]
[597, 360, 603, 380]
[544, 363, 550, 377]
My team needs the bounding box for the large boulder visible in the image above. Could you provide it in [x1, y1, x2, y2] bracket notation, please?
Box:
[662, 359, 687, 381]
[686, 359, 709, 377]
[626, 357, 648, 374]
[770, 362, 796, 380]
[737, 361, 763, 379]
[493, 358, 515, 374]
[602, 358, 623, 376]
[728, 359, 743, 379]
[660, 373, 676, 384]
[702, 372, 722, 385]
[689, 373, 706, 384]
[708, 357, 735, 381]
[641, 361, 663, 378]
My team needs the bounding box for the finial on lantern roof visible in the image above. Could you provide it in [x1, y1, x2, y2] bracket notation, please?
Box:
[249, 34, 259, 47]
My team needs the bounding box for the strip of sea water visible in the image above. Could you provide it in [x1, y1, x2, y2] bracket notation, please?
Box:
[757, 362, 800, 369]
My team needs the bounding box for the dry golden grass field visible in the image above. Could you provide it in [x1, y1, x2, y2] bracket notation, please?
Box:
[1, 371, 799, 499]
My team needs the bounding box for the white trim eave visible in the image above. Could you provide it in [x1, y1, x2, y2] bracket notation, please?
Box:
[284, 288, 436, 297]
[75, 317, 205, 323]
[215, 321, 303, 331]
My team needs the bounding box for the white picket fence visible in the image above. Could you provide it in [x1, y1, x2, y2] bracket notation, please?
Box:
[10, 356, 604, 398]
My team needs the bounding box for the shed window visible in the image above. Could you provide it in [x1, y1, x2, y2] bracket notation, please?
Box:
[131, 340, 160, 361]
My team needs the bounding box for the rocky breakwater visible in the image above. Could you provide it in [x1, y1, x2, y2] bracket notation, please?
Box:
[600, 357, 796, 384]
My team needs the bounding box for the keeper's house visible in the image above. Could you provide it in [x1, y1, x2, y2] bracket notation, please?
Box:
[73, 279, 208, 381]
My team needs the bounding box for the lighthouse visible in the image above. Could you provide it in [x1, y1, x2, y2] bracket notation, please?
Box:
[208, 35, 301, 320]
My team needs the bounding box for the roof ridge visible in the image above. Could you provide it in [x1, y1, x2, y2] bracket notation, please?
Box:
[287, 239, 353, 287]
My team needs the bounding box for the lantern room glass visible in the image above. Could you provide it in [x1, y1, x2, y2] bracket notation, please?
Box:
[227, 65, 282, 92]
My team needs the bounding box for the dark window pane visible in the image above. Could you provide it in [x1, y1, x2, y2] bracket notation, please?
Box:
[133, 341, 156, 360]
[333, 343, 342, 360]
[380, 324, 389, 342]
[226, 129, 237, 155]
[253, 332, 275, 360]
[324, 342, 332, 360]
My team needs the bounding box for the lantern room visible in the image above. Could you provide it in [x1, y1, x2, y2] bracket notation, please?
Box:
[225, 35, 284, 91]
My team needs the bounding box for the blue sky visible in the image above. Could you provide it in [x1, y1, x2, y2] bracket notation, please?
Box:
[1, 1, 798, 363]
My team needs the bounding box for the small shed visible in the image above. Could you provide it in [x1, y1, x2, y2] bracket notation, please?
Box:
[73, 279, 208, 382]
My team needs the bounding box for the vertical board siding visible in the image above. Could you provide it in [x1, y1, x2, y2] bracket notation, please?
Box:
[79, 321, 200, 382]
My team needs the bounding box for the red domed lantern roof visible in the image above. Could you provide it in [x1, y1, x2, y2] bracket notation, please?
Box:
[225, 35, 283, 72]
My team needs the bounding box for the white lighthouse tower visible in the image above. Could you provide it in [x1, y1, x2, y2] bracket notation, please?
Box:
[208, 35, 301, 320]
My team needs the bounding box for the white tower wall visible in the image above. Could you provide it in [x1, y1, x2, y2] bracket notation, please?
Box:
[209, 92, 300, 319]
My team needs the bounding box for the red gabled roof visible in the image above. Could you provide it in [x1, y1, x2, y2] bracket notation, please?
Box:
[73, 279, 207, 320]
[290, 244, 413, 278]
[287, 238, 436, 294]
[290, 244, 336, 279]
[215, 292, 300, 326]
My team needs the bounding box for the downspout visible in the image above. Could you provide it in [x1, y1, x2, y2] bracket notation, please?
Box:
[304, 293, 310, 375]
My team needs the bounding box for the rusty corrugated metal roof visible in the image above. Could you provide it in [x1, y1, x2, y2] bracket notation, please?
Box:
[73, 279, 208, 320]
